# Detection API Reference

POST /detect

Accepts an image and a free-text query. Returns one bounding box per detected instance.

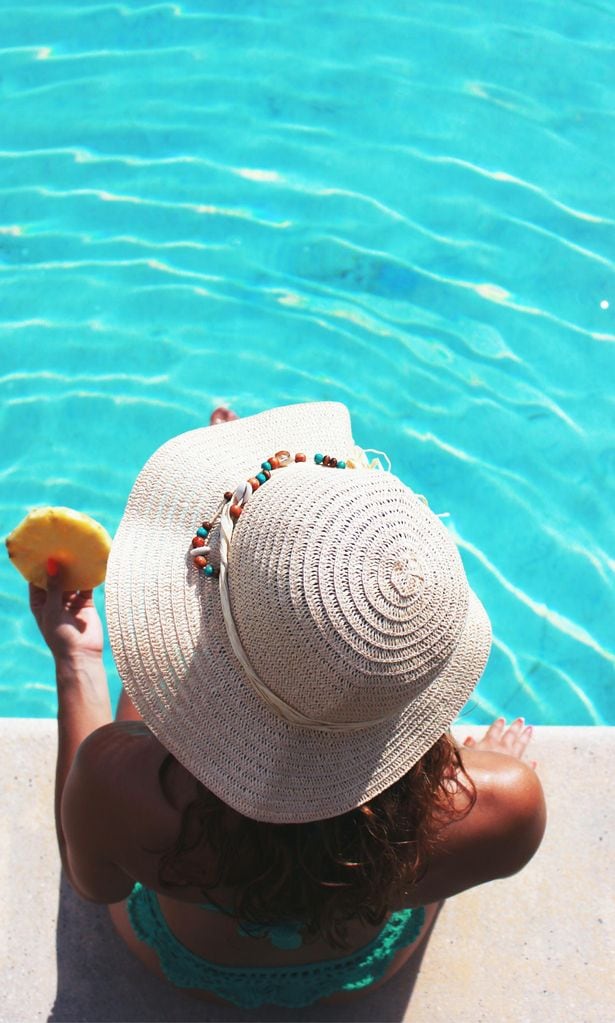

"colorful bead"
[193,448,356,581]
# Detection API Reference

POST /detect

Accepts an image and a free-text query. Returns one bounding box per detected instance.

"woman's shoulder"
[73,720,163,800]
[460,749,546,874]
[70,722,192,867]
[74,716,157,765]
[405,750,546,906]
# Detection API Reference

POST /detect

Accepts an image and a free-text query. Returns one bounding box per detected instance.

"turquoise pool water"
[0,1,613,722]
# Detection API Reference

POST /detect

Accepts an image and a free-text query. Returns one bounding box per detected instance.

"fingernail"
[524,725,533,736]
[46,557,59,576]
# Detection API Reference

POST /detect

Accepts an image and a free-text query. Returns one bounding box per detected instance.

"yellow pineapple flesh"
[5,507,112,591]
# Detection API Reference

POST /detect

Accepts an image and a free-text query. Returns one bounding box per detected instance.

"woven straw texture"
[106,402,491,823]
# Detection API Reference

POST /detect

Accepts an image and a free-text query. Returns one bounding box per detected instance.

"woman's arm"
[405,719,546,907]
[29,570,130,899]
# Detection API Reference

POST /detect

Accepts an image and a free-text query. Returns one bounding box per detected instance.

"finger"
[28,582,46,611]
[504,717,526,753]
[485,717,505,741]
[67,591,94,612]
[28,583,46,627]
[518,724,533,752]
[497,716,519,757]
[509,725,534,760]
[45,566,66,609]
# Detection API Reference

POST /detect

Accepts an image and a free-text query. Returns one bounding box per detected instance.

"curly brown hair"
[156,732,475,947]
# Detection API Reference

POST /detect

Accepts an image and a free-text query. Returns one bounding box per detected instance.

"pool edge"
[2,721,613,1022]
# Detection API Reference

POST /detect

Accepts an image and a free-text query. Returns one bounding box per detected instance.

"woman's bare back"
[63,715,545,973]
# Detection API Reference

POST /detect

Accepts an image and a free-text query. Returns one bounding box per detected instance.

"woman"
[30,402,545,1010]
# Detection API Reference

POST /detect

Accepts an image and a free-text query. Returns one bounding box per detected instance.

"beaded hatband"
[189,450,356,579]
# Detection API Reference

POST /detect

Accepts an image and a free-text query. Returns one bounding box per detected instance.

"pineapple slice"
[5,506,112,591]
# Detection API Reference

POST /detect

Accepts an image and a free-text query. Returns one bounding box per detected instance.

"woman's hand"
[463,717,537,769]
[29,569,104,665]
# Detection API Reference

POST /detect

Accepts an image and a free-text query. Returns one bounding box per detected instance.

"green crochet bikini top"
[127,882,426,1010]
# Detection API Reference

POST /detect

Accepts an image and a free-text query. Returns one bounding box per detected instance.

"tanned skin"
[30,570,545,1006]
[29,411,545,1006]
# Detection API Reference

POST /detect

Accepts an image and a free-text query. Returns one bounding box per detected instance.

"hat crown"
[228,466,469,725]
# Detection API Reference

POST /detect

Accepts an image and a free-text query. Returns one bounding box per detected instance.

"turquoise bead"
[314,453,324,464]
[197,527,209,538]
[256,472,267,484]
[261,461,272,471]
[203,565,214,577]
[337,460,346,469]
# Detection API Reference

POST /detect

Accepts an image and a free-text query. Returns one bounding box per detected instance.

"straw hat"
[106,402,491,823]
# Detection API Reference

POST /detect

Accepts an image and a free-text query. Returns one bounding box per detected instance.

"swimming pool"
[1,1,613,722]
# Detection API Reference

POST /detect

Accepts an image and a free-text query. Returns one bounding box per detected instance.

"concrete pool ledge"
[1,722,612,1023]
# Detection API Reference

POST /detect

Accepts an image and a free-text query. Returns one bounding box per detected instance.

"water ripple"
[0,183,293,227]
[1,0,613,723]
[504,213,613,269]
[394,147,612,224]
[490,636,549,714]
[455,531,615,666]
[0,369,169,387]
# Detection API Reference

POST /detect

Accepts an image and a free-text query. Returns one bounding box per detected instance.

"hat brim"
[106,402,491,823]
